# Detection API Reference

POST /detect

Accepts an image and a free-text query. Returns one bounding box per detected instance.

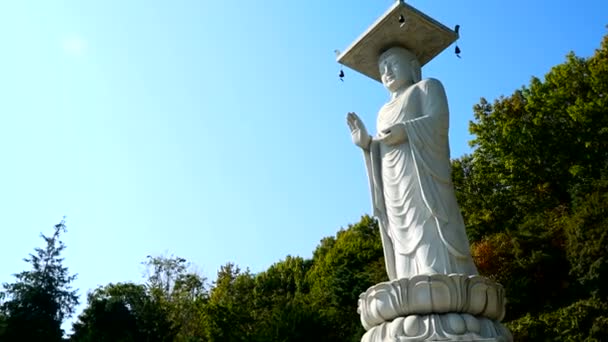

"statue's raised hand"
[347,112,372,150]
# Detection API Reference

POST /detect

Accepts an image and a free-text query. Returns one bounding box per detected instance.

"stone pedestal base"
[358,274,512,342]
[361,313,511,342]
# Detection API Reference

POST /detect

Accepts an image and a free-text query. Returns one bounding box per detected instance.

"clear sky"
[0,0,606,324]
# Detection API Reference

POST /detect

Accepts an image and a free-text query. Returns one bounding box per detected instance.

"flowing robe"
[363,78,477,280]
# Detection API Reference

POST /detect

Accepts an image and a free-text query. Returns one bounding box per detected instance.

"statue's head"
[378,46,421,93]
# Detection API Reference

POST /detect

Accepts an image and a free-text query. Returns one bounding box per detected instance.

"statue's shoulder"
[414,78,448,104]
[413,78,449,112]
[415,78,445,92]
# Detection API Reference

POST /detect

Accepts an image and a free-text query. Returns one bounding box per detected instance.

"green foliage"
[456,35,608,237]
[142,254,208,341]
[71,282,177,342]
[454,31,608,340]
[251,256,312,338]
[0,312,6,338]
[72,255,208,342]
[70,283,141,342]
[183,218,384,342]
[507,297,608,341]
[252,294,331,342]
[0,220,78,342]
[306,215,385,341]
[562,179,608,300]
[470,208,571,320]
[200,263,255,342]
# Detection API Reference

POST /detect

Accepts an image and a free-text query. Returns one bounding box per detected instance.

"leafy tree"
[306,215,385,342]
[454,31,608,340]
[254,256,310,300]
[72,255,207,342]
[249,256,334,342]
[71,282,176,342]
[70,285,139,342]
[253,294,331,342]
[0,219,78,341]
[562,179,608,300]
[142,254,207,341]
[470,208,571,320]
[200,263,256,342]
[454,34,608,240]
[507,297,608,342]
[0,311,6,338]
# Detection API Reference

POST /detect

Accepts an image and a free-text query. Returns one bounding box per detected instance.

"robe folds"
[363,78,477,280]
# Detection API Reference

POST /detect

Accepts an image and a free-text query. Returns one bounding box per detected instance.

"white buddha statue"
[347,46,478,280]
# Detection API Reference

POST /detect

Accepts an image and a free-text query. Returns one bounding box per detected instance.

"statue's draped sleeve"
[402,78,471,258]
[363,141,397,280]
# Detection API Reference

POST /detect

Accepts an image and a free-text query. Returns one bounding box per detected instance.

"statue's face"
[379,48,415,93]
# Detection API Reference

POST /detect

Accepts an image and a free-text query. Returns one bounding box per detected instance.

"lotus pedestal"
[358,274,513,342]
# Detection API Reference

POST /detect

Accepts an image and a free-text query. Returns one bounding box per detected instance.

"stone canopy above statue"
[336,0,458,83]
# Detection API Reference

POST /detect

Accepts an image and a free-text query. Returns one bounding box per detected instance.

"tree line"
[2,32,608,342]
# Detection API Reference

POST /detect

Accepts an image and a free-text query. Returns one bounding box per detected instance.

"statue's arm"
[406,78,449,132]
[403,78,453,222]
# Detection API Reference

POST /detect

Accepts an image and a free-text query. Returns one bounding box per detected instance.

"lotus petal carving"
[358,274,506,330]
[360,313,513,342]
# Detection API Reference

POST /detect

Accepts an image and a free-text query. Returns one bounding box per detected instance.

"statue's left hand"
[378,123,407,146]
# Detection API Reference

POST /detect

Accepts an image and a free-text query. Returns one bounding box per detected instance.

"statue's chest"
[377,88,422,131]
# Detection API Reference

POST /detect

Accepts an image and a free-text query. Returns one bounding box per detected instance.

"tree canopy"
[452,32,608,340]
[0,220,79,341]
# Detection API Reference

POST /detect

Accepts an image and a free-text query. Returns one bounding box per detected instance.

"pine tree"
[0,219,79,341]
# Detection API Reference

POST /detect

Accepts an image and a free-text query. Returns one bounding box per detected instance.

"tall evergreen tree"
[0,219,79,341]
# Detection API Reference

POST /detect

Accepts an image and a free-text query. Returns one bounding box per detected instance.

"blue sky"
[0,0,606,324]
